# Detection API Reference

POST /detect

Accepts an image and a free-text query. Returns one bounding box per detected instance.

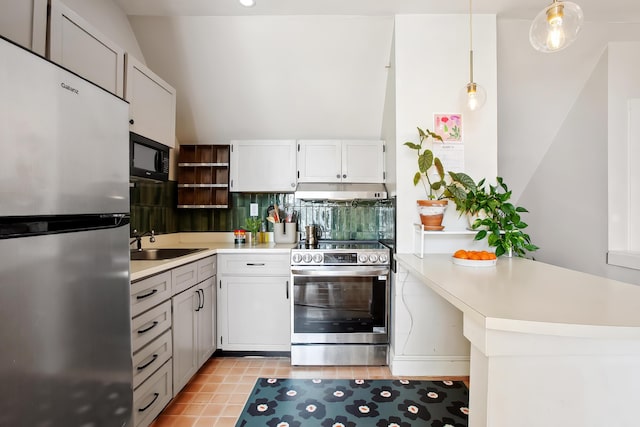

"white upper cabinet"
[0,0,47,55]
[125,54,177,148]
[297,140,342,183]
[229,140,297,192]
[297,139,385,183]
[48,0,124,97]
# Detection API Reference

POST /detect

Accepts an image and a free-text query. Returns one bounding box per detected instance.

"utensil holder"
[274,223,297,244]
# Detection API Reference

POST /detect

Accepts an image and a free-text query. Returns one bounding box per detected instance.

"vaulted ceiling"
[115,0,640,144]
[115,0,640,22]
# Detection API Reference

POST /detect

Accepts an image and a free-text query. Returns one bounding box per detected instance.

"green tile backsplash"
[130,180,394,241]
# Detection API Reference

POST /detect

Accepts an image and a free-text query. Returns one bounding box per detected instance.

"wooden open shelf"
[178,145,230,209]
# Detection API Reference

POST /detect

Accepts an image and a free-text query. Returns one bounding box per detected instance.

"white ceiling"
[115,0,640,22]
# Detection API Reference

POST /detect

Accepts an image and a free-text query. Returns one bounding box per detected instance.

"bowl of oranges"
[452,250,497,267]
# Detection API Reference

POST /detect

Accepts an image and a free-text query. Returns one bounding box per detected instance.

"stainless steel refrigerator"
[0,37,133,426]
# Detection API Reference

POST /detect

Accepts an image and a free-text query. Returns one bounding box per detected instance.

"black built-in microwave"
[130,132,169,181]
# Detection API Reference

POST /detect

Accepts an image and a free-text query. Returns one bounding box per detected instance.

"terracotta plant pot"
[417,199,448,230]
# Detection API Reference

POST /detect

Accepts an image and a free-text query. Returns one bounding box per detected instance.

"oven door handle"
[291,267,389,276]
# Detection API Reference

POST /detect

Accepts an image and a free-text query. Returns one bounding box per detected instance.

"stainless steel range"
[290,241,390,366]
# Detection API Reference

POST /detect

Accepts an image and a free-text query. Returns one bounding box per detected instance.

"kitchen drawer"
[218,254,290,276]
[172,261,198,295]
[197,255,216,281]
[132,300,171,353]
[133,359,172,427]
[133,329,172,389]
[131,271,172,318]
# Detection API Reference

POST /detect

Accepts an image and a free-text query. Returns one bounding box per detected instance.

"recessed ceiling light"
[239,0,255,7]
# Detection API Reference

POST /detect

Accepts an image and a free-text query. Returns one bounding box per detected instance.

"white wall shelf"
[412,224,493,258]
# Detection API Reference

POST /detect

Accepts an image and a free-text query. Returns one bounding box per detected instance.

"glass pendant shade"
[239,0,255,7]
[463,82,487,111]
[529,0,583,53]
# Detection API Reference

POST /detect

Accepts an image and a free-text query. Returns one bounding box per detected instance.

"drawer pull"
[136,289,158,300]
[137,321,158,334]
[138,392,159,412]
[136,354,158,371]
[246,263,265,266]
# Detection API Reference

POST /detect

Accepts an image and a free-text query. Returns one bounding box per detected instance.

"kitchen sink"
[130,248,206,261]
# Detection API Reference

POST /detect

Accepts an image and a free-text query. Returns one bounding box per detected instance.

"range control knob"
[379,253,389,263]
[312,253,323,263]
[358,254,369,263]
[292,253,302,263]
[302,253,313,263]
[368,254,379,263]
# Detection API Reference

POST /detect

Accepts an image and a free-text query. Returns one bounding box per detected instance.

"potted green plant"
[449,175,539,257]
[404,127,449,230]
[244,217,263,245]
[447,172,494,228]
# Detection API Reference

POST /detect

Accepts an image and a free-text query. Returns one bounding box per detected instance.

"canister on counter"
[233,229,246,245]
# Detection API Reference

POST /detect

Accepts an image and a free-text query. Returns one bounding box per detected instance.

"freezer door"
[0,224,133,426]
[0,38,129,216]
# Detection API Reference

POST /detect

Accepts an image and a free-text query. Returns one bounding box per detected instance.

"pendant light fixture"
[529,0,583,53]
[239,0,255,7]
[463,0,486,112]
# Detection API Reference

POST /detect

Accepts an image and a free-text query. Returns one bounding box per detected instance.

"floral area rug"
[235,378,469,427]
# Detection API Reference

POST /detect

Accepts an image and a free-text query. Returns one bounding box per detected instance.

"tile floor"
[150,357,470,427]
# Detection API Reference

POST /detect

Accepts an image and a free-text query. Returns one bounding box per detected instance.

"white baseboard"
[389,347,470,377]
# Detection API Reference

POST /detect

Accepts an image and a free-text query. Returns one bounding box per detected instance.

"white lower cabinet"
[172,277,216,394]
[217,254,291,351]
[133,329,172,389]
[133,360,172,427]
[130,273,173,427]
[130,254,216,427]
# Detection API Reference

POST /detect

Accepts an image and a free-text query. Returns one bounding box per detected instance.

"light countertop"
[396,253,640,339]
[130,233,295,281]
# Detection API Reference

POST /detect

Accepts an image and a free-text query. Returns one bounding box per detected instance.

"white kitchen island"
[396,253,640,427]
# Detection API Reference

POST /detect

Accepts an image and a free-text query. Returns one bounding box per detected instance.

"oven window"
[293,275,387,333]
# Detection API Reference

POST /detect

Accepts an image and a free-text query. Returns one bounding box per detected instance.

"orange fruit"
[453,249,468,259]
[468,252,481,260]
[479,251,491,260]
[488,252,497,260]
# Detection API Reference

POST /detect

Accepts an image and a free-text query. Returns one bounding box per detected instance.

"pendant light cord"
[469,0,474,84]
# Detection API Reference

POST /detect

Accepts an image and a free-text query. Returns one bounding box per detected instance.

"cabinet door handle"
[195,289,202,312]
[246,263,265,266]
[136,354,158,371]
[198,289,205,310]
[138,393,159,412]
[136,289,158,300]
[286,280,289,299]
[137,321,158,334]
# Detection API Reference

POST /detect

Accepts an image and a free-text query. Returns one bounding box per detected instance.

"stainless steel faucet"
[130,229,155,251]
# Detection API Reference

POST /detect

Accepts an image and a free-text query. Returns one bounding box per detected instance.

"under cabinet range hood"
[294,183,387,201]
